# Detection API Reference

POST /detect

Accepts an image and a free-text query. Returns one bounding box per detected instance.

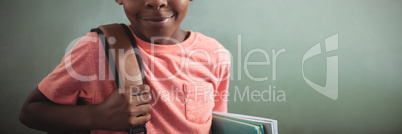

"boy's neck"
[130,25,190,45]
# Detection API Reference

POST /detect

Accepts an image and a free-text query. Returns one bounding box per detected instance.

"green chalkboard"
[1,0,401,133]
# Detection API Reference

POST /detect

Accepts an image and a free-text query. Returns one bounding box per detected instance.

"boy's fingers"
[126,84,150,96]
[130,93,151,104]
[125,84,151,103]
[129,113,151,127]
[130,104,152,116]
[139,93,152,103]
[142,84,151,92]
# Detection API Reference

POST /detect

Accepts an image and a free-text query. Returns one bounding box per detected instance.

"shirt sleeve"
[38,32,100,105]
[212,48,231,113]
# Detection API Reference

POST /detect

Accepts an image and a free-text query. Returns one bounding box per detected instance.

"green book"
[211,112,279,134]
[211,115,262,134]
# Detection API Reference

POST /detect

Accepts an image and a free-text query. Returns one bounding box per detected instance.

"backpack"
[91,24,147,134]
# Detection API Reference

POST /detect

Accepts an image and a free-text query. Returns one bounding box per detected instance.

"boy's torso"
[39,30,230,134]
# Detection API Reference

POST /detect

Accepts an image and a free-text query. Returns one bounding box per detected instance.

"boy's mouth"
[142,15,174,21]
[140,14,175,27]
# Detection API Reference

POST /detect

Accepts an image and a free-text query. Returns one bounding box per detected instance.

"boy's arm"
[19,86,152,133]
[19,87,96,132]
[213,76,229,112]
[213,61,230,113]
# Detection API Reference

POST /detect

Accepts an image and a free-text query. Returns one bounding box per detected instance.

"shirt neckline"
[127,25,197,54]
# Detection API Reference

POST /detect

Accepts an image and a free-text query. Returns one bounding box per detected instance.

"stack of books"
[211,112,278,134]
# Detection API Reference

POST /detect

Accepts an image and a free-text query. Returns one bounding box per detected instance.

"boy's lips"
[140,14,175,28]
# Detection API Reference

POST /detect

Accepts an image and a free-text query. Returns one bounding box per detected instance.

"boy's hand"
[93,84,152,131]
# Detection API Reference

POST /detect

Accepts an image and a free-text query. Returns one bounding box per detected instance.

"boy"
[19,0,230,133]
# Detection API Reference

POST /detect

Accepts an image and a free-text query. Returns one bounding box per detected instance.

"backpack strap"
[91,23,147,134]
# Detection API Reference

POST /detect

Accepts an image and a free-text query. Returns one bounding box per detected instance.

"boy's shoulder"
[191,31,230,61]
[193,31,227,50]
[82,30,229,57]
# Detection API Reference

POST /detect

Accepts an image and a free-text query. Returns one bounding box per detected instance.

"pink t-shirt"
[38,28,231,134]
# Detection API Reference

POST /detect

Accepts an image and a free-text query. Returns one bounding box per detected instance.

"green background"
[1,0,401,133]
